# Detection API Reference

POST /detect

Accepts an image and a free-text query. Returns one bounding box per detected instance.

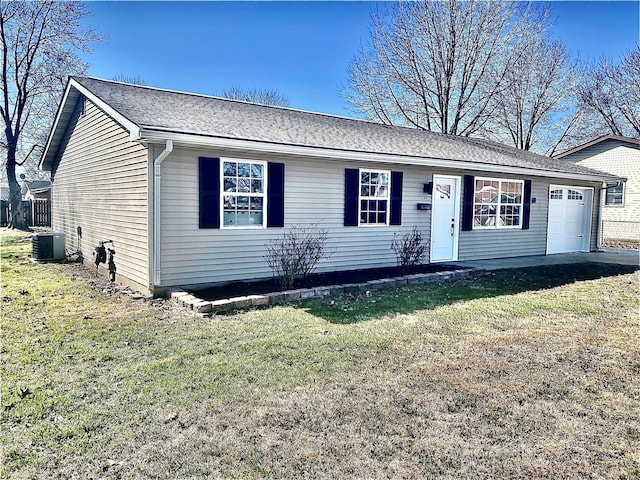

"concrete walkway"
[453,249,640,271]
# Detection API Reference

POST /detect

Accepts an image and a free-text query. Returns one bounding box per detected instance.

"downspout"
[597,182,605,251]
[153,139,174,288]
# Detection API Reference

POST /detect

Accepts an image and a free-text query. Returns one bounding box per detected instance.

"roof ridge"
[50,76,616,182]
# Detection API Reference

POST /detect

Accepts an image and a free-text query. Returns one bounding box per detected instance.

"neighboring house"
[39,77,620,295]
[21,180,52,201]
[1,181,52,228]
[556,135,639,241]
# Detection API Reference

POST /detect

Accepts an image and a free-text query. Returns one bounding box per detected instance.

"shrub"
[265,225,332,289]
[391,226,427,270]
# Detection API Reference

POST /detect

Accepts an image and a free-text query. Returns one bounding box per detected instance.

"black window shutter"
[267,162,285,227]
[522,179,532,230]
[461,175,475,231]
[390,171,403,225]
[344,168,359,226]
[199,157,220,229]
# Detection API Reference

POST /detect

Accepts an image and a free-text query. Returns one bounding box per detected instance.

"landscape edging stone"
[171,269,472,316]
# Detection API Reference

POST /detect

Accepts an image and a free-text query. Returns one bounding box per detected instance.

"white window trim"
[220,158,268,229]
[358,168,391,227]
[604,182,625,207]
[473,177,525,230]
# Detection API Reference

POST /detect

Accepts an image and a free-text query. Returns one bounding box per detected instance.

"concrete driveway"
[453,249,640,271]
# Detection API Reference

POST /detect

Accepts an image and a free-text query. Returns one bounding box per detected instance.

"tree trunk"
[6,147,28,230]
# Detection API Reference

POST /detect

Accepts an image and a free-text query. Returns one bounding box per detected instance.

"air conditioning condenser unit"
[32,232,66,261]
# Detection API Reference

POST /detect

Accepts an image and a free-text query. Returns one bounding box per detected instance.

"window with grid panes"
[221,160,266,227]
[550,189,563,200]
[605,183,624,205]
[567,189,583,200]
[473,178,524,228]
[359,169,390,226]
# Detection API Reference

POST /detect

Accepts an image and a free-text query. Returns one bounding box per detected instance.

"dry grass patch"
[2,229,639,479]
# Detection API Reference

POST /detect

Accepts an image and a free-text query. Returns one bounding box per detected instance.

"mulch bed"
[193,263,464,301]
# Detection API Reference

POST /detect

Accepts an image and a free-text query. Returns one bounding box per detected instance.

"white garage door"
[547,186,593,254]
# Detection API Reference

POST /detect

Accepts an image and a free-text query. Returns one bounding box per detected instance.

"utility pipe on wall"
[153,139,173,287]
[596,180,622,250]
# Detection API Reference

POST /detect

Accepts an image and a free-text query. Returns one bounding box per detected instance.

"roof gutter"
[152,139,173,288]
[138,129,621,184]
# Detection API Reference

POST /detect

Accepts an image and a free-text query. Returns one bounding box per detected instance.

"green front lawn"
[2,229,639,479]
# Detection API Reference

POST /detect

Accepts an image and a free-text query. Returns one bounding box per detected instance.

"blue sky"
[82,1,640,117]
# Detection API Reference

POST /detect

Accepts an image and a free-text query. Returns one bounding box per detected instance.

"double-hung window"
[473,178,524,228]
[222,159,266,228]
[605,182,624,206]
[359,169,390,226]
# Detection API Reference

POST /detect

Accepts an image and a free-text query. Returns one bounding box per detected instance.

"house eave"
[39,80,75,170]
[138,128,620,184]
[555,134,640,159]
[39,78,141,171]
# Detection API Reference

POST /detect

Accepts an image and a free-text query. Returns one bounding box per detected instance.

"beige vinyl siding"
[51,96,150,290]
[159,147,433,288]
[566,141,640,240]
[158,148,605,288]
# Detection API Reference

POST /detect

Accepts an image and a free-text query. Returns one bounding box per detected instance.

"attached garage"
[547,185,594,254]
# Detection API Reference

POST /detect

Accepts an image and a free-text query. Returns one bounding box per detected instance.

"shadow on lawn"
[302,262,639,324]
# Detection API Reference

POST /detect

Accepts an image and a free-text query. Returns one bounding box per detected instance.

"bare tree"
[222,86,290,107]
[576,46,640,138]
[0,0,99,229]
[489,36,580,154]
[111,74,147,86]
[342,0,549,137]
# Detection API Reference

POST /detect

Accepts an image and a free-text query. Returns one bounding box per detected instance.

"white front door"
[547,185,593,254]
[430,175,461,262]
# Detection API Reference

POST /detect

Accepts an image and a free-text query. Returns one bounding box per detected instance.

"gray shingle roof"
[555,134,640,158]
[60,77,612,179]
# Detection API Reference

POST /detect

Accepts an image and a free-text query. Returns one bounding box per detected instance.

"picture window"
[473,178,523,228]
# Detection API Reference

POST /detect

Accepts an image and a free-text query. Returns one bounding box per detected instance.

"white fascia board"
[138,129,620,184]
[71,79,141,140]
[39,81,76,169]
[40,79,141,170]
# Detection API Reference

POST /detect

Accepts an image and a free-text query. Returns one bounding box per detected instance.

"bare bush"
[265,226,331,289]
[391,226,427,270]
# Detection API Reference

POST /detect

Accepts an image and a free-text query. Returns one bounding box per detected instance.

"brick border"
[169,268,473,316]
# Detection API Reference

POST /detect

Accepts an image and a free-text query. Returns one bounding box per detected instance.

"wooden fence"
[0,199,51,227]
